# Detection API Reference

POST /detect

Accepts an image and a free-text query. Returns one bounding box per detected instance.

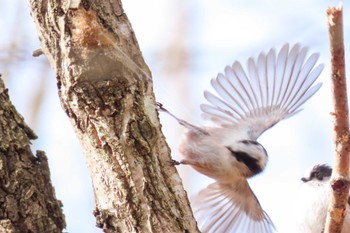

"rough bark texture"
[324,5,350,233]
[28,1,199,232]
[0,78,65,233]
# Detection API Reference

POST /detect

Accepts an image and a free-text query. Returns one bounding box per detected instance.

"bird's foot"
[156,102,167,112]
[168,159,182,166]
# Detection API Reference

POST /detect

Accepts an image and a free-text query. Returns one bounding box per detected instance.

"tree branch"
[28,1,199,232]
[0,77,65,232]
[324,4,350,233]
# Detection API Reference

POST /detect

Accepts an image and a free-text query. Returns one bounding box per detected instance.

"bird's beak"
[301,177,308,182]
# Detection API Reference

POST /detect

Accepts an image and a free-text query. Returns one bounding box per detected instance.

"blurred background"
[0,0,349,232]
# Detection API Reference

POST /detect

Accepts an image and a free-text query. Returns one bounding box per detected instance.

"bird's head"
[301,164,332,185]
[227,140,268,178]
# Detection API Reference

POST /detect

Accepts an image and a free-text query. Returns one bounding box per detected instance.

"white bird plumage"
[295,164,350,233]
[157,43,323,233]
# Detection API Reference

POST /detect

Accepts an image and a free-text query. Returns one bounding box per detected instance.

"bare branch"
[324,4,350,233]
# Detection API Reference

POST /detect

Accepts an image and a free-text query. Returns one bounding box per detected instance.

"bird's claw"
[168,159,181,166]
[156,102,165,111]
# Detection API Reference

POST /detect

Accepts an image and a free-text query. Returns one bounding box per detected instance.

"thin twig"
[324,4,350,233]
[32,48,43,57]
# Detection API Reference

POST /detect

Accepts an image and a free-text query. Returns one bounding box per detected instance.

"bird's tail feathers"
[191,182,276,233]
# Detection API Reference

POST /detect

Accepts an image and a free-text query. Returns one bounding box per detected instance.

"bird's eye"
[310,171,320,181]
[316,173,324,181]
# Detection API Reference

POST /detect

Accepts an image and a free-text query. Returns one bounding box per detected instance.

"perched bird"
[295,164,350,233]
[158,43,323,233]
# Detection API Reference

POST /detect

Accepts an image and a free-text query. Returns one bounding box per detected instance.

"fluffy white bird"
[295,164,350,233]
[158,43,324,233]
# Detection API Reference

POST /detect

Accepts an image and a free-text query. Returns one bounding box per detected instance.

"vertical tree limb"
[0,78,65,232]
[324,4,350,233]
[28,1,199,232]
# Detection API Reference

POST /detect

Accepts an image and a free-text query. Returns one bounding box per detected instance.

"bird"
[157,43,324,233]
[294,164,350,233]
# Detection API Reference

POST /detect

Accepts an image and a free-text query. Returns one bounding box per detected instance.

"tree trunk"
[0,78,65,233]
[28,1,199,232]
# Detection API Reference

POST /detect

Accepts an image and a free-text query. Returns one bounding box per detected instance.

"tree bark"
[324,4,350,233]
[28,1,199,232]
[0,78,65,233]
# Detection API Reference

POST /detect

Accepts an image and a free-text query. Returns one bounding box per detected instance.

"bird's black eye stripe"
[310,165,332,181]
[240,140,260,146]
[239,140,268,157]
[226,147,262,175]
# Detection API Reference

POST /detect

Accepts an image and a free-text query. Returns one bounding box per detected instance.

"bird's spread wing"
[201,43,323,139]
[192,182,276,233]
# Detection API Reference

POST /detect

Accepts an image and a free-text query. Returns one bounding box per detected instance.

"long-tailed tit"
[295,164,350,233]
[157,43,323,233]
